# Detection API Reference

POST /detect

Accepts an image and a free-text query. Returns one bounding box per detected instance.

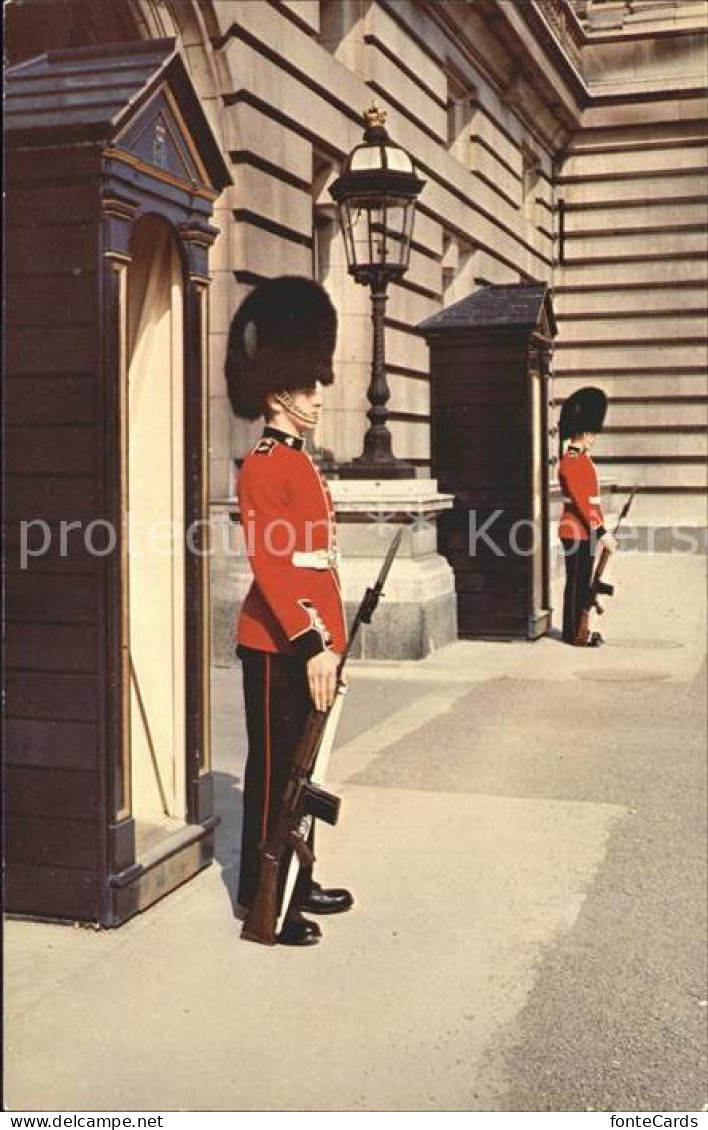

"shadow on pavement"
[211,768,244,919]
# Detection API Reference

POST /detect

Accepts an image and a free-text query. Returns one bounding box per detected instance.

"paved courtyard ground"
[4,553,706,1112]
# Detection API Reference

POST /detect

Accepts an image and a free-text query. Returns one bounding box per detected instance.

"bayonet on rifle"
[615,486,637,531]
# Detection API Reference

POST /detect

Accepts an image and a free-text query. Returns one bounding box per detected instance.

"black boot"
[297,880,354,915]
[278,908,322,947]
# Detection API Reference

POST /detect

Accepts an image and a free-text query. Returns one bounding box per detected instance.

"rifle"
[242,530,402,945]
[574,487,636,646]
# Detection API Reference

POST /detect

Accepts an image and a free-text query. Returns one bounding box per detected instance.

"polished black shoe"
[566,632,604,648]
[278,911,322,947]
[297,882,354,916]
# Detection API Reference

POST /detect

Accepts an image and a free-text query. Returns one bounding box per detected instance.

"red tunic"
[558,446,606,542]
[236,427,347,658]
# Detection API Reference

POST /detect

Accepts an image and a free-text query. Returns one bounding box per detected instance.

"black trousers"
[237,645,315,913]
[561,538,596,643]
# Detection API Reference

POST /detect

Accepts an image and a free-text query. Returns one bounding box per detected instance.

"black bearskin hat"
[225,276,337,420]
[559,386,607,453]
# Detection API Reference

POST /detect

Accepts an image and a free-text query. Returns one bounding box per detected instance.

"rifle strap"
[286,828,315,872]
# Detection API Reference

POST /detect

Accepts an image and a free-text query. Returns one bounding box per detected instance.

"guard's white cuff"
[292,549,341,570]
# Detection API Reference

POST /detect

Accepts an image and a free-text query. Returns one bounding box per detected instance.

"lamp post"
[330,105,425,478]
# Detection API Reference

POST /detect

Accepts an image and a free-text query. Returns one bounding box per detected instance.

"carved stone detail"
[536,0,583,67]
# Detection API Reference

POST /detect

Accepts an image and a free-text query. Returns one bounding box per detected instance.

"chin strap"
[274,391,319,428]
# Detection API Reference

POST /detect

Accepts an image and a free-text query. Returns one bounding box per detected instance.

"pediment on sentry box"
[114,86,208,187]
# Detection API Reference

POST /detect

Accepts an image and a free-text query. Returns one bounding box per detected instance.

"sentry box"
[5,40,231,925]
[419,284,557,641]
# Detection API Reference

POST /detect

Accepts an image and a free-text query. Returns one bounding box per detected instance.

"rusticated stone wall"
[6,0,705,531]
[555,3,707,527]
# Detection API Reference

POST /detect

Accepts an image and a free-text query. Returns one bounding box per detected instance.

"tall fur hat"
[559,386,607,451]
[225,276,337,420]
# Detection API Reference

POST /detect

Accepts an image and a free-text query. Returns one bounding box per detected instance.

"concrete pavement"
[4,552,706,1111]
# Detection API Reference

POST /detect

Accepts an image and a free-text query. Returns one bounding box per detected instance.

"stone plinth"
[209,478,457,665]
[329,478,457,660]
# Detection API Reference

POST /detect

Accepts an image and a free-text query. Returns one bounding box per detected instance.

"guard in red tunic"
[226,276,353,946]
[558,386,617,646]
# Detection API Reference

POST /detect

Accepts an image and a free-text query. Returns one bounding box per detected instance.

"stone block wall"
[202,0,564,484]
[556,2,707,528]
[9,0,703,538]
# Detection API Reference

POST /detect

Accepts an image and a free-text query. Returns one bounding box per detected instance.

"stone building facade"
[6,0,707,632]
[558,0,707,531]
[6,0,705,928]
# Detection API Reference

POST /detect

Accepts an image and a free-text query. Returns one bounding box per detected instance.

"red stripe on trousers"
[262,654,271,841]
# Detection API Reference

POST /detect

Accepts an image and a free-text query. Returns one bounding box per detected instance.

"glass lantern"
[330,106,425,286]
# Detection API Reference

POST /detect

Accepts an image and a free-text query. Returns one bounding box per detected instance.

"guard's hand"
[307,649,340,712]
[599,532,618,553]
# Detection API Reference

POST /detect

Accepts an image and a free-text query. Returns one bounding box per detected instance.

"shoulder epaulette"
[251,437,278,456]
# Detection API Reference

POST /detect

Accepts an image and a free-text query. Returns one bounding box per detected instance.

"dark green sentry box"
[4,40,231,925]
[419,283,557,641]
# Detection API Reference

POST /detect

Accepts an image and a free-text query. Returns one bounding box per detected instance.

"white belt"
[292,549,341,570]
[563,495,601,504]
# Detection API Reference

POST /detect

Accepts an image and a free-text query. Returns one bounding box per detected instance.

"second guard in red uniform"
[558,386,617,646]
[226,275,352,947]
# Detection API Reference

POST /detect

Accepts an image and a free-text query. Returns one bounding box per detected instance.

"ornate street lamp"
[330,105,425,477]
